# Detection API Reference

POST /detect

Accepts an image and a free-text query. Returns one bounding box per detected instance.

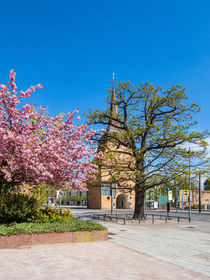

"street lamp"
[110,184,113,214]
[188,148,191,223]
[199,173,201,213]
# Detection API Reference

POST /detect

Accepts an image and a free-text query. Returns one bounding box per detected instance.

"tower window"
[102,183,116,196]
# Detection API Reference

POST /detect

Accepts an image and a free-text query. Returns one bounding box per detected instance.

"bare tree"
[87,80,209,218]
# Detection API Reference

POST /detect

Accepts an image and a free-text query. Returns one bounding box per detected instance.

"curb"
[0,230,108,249]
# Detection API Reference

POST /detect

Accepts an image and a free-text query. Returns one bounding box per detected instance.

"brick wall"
[87,184,101,209]
[87,137,136,210]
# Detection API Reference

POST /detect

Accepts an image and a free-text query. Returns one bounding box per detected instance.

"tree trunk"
[133,188,145,219]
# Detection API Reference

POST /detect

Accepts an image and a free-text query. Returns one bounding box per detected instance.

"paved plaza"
[104,220,210,277]
[0,241,209,280]
[0,208,210,279]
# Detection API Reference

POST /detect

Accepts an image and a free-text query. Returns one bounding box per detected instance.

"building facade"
[179,189,210,208]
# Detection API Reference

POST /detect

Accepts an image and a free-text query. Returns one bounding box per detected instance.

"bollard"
[124,218,126,224]
[165,217,167,223]
[178,217,180,223]
[138,218,141,224]
[152,215,154,224]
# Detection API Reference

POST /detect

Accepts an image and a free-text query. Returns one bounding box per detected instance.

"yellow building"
[179,189,210,208]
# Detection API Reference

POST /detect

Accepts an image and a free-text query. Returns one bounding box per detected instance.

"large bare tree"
[87,80,208,218]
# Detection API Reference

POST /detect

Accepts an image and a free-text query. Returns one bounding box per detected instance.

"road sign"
[168,191,173,201]
[166,188,170,192]
[184,190,189,195]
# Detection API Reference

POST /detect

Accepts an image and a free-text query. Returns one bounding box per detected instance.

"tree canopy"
[0,70,102,193]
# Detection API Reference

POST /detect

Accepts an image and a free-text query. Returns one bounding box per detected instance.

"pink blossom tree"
[0,70,102,193]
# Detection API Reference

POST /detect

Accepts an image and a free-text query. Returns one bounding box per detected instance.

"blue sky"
[0,0,210,133]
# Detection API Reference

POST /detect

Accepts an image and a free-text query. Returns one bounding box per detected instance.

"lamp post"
[188,148,191,223]
[199,173,201,213]
[110,184,113,214]
[175,185,178,213]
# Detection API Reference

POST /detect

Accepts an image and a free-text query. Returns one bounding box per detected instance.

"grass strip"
[0,219,106,236]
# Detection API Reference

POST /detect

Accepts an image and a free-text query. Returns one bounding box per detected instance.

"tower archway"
[116,194,129,209]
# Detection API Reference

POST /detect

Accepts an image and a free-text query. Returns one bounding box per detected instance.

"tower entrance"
[116,194,129,209]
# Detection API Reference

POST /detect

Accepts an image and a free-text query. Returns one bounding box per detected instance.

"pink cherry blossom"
[0,70,103,192]
[9,69,16,81]
[8,81,17,90]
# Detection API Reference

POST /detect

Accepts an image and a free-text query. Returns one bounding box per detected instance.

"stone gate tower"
[87,76,135,210]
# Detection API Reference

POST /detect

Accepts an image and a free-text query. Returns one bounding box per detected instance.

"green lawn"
[0,219,106,236]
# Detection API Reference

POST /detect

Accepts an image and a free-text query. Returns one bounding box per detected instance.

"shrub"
[185,205,204,210]
[33,206,74,223]
[0,193,40,223]
[32,184,56,205]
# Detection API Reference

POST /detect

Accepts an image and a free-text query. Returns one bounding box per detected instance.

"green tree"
[87,81,208,218]
[32,184,55,204]
[204,178,210,190]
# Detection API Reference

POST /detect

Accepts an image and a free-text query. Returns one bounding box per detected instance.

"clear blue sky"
[0,0,210,132]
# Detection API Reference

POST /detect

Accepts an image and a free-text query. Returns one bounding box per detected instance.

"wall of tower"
[87,141,136,210]
[87,184,101,209]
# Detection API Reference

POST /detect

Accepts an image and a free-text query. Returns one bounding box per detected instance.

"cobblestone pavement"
[98,220,210,278]
[0,241,209,280]
[72,207,210,278]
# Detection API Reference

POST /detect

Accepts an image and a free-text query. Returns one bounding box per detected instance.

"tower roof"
[107,73,119,132]
[97,73,121,153]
